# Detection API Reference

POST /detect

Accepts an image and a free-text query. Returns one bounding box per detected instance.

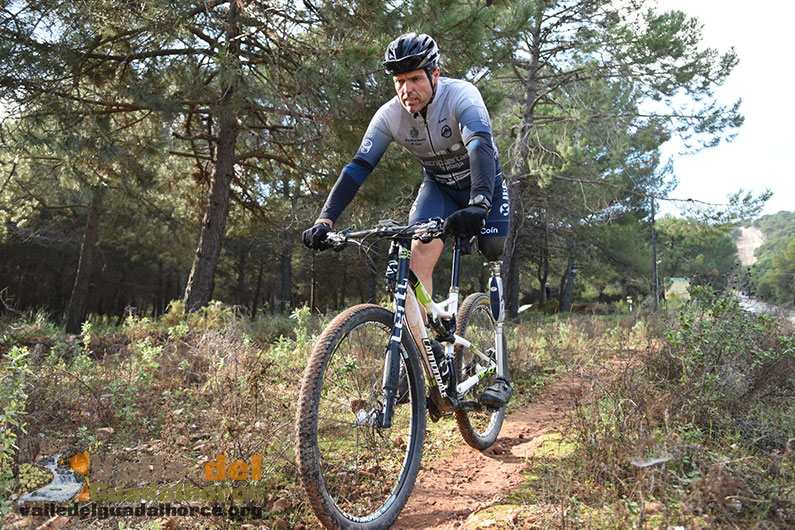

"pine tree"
[496,0,743,316]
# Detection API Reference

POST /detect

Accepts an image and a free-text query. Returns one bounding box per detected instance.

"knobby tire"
[296,304,426,529]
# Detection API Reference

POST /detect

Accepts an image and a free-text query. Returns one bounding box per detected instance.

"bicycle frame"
[379,234,506,428]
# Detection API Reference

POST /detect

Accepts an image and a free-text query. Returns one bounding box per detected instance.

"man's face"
[393,67,439,114]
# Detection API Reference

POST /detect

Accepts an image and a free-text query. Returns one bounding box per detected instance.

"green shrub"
[562,287,795,527]
[0,346,32,516]
[658,286,793,431]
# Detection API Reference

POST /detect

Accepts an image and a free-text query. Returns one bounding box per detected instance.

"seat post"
[449,237,462,293]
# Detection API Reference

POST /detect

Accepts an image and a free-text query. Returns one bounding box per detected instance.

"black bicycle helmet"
[383,33,439,75]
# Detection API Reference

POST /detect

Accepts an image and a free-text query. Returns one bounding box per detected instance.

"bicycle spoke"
[455,293,506,450]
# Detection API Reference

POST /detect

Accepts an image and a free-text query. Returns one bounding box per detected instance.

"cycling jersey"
[319,77,502,223]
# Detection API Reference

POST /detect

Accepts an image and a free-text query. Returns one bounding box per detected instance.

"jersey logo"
[441,125,452,138]
[360,139,373,154]
[410,128,419,139]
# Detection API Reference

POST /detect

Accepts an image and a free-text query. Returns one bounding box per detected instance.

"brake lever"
[417,218,444,243]
[326,228,352,252]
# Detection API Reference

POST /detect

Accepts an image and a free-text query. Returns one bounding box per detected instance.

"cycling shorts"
[408,164,510,237]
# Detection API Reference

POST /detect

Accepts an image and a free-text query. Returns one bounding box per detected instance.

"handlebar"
[325,218,445,250]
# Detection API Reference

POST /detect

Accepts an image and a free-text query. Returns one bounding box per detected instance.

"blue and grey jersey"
[319,77,500,222]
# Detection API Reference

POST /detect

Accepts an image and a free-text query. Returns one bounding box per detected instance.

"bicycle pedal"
[458,400,483,411]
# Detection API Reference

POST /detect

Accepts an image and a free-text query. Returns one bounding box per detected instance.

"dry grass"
[3,294,793,529]
[509,291,795,529]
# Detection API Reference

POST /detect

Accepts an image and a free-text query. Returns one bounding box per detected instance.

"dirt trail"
[737,226,764,266]
[393,375,584,529]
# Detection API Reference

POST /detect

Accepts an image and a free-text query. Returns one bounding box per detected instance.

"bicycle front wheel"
[454,293,507,450]
[296,304,426,530]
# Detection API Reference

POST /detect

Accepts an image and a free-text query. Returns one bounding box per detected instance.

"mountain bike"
[295,218,510,529]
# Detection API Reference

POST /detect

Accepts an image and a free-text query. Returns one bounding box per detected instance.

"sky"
[654,0,794,217]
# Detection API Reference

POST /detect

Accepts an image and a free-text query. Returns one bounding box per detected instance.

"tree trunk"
[114,268,127,326]
[183,0,242,312]
[651,197,659,312]
[153,260,164,318]
[339,265,347,310]
[236,245,248,308]
[503,13,542,319]
[280,246,292,313]
[251,259,264,319]
[64,190,103,334]
[502,181,523,317]
[559,240,576,313]
[310,252,317,312]
[52,250,67,313]
[183,113,238,311]
[537,212,550,305]
[268,281,276,314]
[113,267,127,320]
[368,267,377,304]
[178,270,188,300]
[163,273,173,314]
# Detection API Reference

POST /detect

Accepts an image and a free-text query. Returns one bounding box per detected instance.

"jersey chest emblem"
[404,126,426,147]
[441,125,452,138]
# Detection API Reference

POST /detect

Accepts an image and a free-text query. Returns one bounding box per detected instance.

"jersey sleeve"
[318,107,394,222]
[455,84,493,142]
[455,85,497,204]
[353,108,393,168]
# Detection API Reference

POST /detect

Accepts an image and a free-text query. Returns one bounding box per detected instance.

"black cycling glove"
[302,222,332,251]
[443,206,488,238]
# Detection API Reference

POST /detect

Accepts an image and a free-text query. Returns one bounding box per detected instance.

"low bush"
[0,346,32,516]
[561,287,794,527]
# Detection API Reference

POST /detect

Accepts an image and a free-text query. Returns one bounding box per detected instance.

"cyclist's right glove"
[443,205,488,238]
[302,222,332,251]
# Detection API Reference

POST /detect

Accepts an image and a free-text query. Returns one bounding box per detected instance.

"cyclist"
[302,33,511,407]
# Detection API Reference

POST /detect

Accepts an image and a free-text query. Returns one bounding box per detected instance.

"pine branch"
[169,150,213,162]
[234,150,297,167]
[172,132,218,143]
[18,84,152,112]
[81,47,216,62]
[188,26,221,48]
[519,172,724,205]
[186,0,228,18]
[1,158,18,196]
[110,110,154,134]
[12,176,87,210]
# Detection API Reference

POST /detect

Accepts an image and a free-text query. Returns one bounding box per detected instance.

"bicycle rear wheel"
[454,293,506,450]
[296,304,426,529]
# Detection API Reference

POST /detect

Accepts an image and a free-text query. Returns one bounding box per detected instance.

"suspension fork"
[379,238,412,429]
[489,261,509,380]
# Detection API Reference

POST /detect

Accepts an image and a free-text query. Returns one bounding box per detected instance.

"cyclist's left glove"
[302,222,332,251]
[443,206,488,238]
